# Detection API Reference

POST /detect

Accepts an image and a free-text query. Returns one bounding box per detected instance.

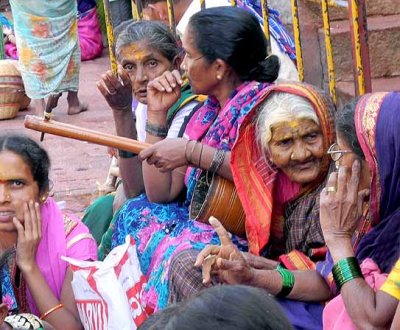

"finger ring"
[326,186,337,193]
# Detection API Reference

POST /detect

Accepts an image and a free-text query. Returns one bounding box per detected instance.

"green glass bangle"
[332,257,363,291]
[276,267,295,298]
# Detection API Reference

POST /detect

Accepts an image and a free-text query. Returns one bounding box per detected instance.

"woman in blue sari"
[100,7,280,311]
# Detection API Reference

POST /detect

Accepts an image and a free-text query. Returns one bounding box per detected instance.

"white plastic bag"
[63,236,151,330]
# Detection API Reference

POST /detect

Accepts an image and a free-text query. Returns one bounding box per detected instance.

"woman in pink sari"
[0,134,97,329]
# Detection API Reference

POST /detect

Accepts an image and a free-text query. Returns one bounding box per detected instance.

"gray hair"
[115,20,179,63]
[255,92,320,154]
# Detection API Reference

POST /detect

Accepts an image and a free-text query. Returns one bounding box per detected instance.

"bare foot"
[33,99,46,116]
[67,102,88,115]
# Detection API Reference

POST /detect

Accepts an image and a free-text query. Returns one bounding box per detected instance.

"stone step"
[335,76,400,108]
[318,14,400,82]
[303,0,400,22]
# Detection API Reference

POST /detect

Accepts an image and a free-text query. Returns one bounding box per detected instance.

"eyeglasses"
[327,143,352,162]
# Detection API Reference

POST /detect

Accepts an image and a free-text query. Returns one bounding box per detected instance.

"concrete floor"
[0,53,115,215]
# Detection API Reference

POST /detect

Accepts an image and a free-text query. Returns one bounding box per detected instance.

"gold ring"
[326,186,336,193]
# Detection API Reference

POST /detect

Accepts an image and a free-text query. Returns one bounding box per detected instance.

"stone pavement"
[0,53,115,215]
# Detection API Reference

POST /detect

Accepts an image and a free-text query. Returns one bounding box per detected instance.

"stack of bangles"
[276,264,295,298]
[332,257,363,291]
[40,303,64,320]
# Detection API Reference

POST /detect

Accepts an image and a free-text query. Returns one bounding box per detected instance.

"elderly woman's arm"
[320,161,398,329]
[97,69,144,199]
[197,218,332,302]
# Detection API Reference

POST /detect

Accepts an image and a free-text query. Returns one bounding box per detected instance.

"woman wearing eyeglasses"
[178,93,400,329]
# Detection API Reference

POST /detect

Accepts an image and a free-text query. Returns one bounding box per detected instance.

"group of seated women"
[1,5,399,330]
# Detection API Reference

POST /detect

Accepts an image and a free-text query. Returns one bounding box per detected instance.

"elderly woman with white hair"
[168,82,336,303]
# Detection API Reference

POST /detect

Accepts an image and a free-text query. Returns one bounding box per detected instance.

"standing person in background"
[142,0,298,81]
[9,0,88,115]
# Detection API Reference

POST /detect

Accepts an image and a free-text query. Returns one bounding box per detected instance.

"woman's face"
[335,132,371,191]
[119,40,175,104]
[181,27,218,95]
[0,151,40,232]
[268,118,324,185]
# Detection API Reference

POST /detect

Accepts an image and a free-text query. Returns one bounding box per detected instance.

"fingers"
[117,67,132,88]
[23,202,32,236]
[201,255,216,286]
[209,216,232,246]
[324,171,338,195]
[357,188,370,218]
[138,145,155,162]
[148,71,182,93]
[337,165,348,197]
[13,216,25,239]
[97,70,128,96]
[195,245,221,267]
[348,160,361,202]
[171,70,183,85]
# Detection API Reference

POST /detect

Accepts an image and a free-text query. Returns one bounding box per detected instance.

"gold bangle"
[40,303,64,320]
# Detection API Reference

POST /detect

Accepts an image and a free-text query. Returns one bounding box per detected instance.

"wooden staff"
[24,115,150,154]
[260,0,272,56]
[102,0,117,75]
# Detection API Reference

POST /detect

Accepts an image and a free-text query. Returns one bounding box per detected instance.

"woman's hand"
[320,160,370,246]
[13,201,42,272]
[139,138,188,172]
[194,217,255,286]
[146,70,182,117]
[97,67,133,112]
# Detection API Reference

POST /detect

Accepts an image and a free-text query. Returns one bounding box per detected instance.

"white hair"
[255,92,320,154]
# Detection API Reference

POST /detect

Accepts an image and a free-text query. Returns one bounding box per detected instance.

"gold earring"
[40,194,48,203]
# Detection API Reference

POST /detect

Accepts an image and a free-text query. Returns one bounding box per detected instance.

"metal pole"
[102,0,117,75]
[348,0,372,95]
[0,22,5,60]
[136,0,143,20]
[260,0,272,55]
[200,0,206,10]
[230,0,237,6]
[131,0,139,20]
[166,0,176,35]
[291,0,304,81]
[321,0,337,104]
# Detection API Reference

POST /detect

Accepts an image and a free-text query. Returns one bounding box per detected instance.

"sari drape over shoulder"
[9,0,80,99]
[1,198,97,316]
[231,82,335,256]
[108,81,272,311]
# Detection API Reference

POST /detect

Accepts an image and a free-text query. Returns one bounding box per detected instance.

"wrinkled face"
[119,40,174,104]
[0,151,40,232]
[268,118,324,185]
[181,27,217,95]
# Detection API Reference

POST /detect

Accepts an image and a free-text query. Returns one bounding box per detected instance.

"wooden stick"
[24,115,151,154]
